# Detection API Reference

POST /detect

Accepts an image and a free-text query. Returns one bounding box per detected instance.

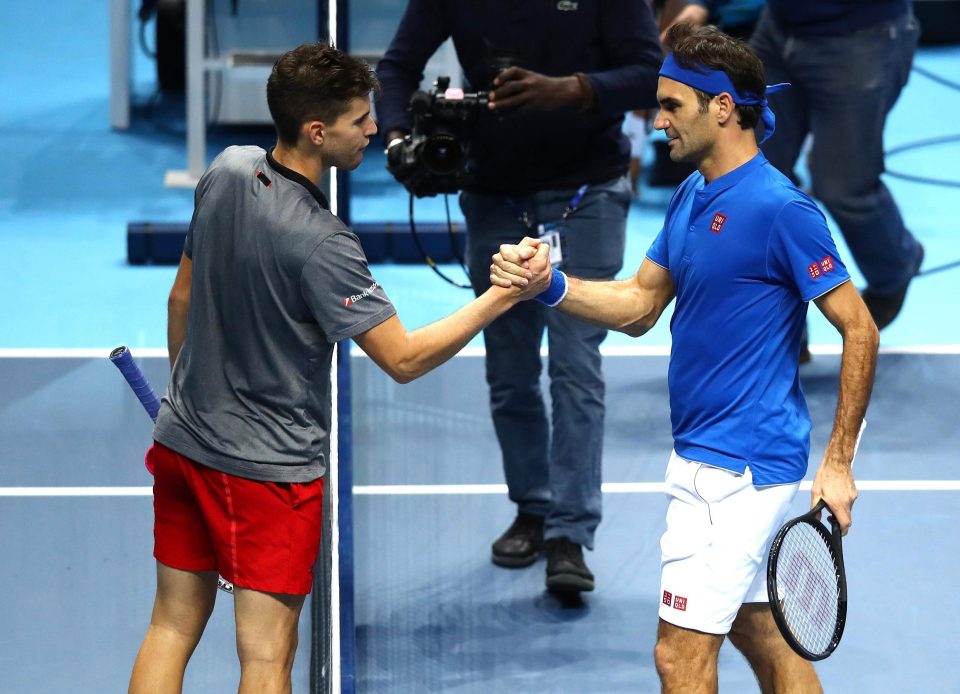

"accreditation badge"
[537,222,565,268]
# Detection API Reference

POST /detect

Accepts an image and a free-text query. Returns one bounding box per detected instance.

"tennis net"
[311,342,356,693]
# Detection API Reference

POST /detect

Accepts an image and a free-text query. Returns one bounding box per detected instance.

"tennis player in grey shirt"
[130,44,551,693]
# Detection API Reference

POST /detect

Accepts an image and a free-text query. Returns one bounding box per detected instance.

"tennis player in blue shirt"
[491,24,878,693]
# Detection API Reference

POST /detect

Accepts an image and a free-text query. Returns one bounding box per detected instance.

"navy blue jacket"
[376,0,662,194]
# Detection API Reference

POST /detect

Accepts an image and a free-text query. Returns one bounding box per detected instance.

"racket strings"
[774,523,840,655]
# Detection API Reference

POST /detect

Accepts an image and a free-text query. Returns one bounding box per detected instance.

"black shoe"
[861,242,924,331]
[545,538,594,594]
[491,513,544,568]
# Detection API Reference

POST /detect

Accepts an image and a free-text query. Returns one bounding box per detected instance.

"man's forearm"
[559,275,666,338]
[390,288,519,383]
[825,320,879,464]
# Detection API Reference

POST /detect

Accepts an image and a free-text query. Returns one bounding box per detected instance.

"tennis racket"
[109,346,235,595]
[767,499,847,660]
[109,346,162,422]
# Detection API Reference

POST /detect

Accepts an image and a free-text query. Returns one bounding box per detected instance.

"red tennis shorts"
[148,441,324,595]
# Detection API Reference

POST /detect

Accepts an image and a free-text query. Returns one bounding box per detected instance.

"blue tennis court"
[2,2,960,692]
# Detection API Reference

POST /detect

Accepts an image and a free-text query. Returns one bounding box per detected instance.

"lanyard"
[511,184,590,230]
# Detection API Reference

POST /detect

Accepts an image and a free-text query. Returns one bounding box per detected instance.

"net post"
[336,339,356,693]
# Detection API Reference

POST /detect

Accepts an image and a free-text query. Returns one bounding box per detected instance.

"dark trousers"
[460,175,631,548]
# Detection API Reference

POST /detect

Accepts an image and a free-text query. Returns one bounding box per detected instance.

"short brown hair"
[665,24,765,131]
[267,43,380,146]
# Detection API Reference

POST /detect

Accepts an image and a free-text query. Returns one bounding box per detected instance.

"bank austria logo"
[343,281,380,308]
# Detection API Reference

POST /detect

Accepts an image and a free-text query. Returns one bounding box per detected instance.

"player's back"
[155,145,345,481]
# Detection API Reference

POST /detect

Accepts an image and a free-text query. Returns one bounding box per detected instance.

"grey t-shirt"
[154,146,395,482]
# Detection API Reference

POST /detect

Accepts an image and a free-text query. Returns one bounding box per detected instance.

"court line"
[0,487,154,496]
[3,480,959,497]
[3,345,960,359]
[0,348,169,358]
[359,345,960,358]
[356,480,960,494]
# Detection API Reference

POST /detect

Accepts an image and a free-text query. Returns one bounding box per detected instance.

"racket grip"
[110,346,162,422]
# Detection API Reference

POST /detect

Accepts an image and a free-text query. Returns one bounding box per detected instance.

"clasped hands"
[490,237,553,297]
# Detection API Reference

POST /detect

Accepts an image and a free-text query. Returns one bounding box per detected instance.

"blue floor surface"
[3,3,960,693]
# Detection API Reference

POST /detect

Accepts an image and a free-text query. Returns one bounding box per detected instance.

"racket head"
[767,500,847,661]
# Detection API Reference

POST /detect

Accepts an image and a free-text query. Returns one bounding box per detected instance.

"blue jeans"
[751,8,922,294]
[460,176,630,549]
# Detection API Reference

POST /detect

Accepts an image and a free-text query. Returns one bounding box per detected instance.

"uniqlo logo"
[808,262,821,280]
[710,212,727,234]
[673,595,687,611]
[662,590,673,607]
[820,256,835,273]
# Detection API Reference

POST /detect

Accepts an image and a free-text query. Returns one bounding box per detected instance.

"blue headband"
[658,52,789,144]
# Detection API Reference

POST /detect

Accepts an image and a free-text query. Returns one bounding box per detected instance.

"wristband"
[534,269,568,307]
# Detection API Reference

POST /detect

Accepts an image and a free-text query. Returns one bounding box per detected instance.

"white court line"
[3,480,960,497]
[0,487,154,496]
[4,345,960,358]
[0,348,169,358]
[356,480,960,494]
[353,344,960,358]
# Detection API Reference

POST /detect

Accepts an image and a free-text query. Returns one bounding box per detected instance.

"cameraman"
[377,1,662,594]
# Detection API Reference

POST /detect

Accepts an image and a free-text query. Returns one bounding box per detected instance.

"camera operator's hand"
[488,67,592,113]
[385,129,408,149]
[384,129,419,194]
[384,129,408,170]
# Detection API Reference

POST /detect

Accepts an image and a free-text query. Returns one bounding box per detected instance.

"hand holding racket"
[809,418,868,535]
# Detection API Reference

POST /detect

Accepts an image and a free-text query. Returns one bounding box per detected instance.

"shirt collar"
[700,151,767,194]
[266,148,331,210]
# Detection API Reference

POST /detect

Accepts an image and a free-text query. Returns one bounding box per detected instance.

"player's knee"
[151,601,214,644]
[654,636,688,683]
[237,631,298,671]
[726,625,760,660]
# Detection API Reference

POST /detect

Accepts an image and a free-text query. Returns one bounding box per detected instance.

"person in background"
[658,0,764,42]
[376,0,663,595]
[623,109,653,198]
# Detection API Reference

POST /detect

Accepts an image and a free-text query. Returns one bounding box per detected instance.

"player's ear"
[715,92,734,124]
[304,120,325,146]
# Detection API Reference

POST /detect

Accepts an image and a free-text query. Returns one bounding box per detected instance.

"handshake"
[489,237,565,306]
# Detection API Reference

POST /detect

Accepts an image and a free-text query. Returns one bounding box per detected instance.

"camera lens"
[422,133,464,175]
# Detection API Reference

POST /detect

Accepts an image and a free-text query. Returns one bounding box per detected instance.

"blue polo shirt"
[646,152,849,484]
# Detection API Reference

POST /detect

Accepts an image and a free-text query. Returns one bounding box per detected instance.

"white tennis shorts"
[658,451,800,634]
